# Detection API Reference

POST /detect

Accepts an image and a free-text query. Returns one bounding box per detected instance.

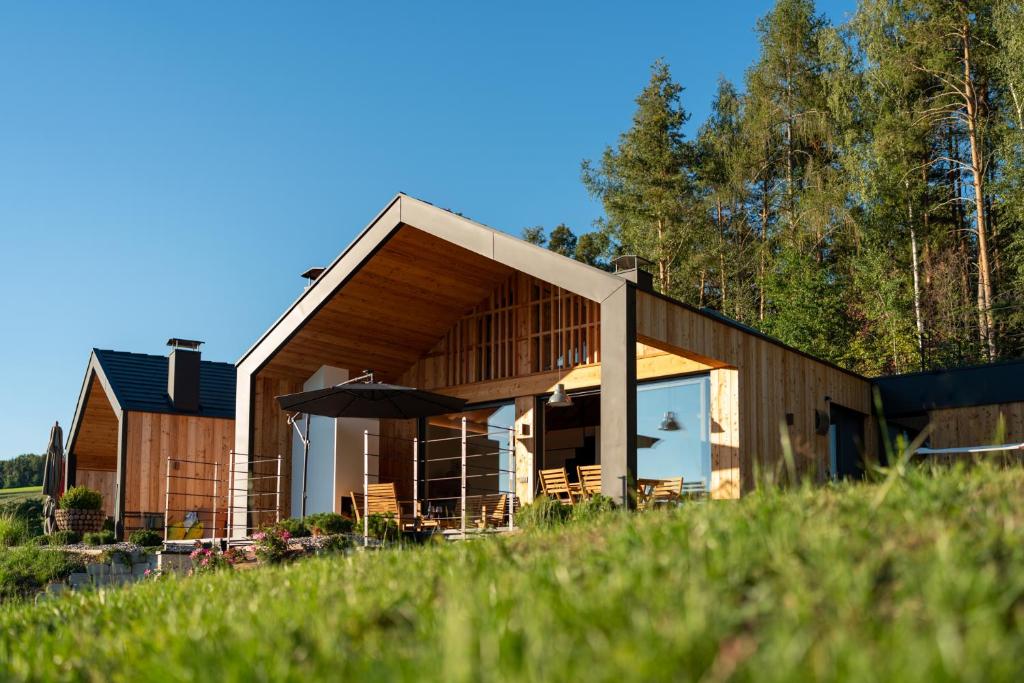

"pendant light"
[658,411,681,432]
[548,285,573,408]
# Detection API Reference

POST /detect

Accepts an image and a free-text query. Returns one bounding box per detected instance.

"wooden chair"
[461,493,509,529]
[349,483,411,530]
[642,478,684,509]
[538,467,578,505]
[577,465,602,498]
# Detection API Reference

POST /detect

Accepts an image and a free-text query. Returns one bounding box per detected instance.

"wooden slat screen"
[443,274,600,386]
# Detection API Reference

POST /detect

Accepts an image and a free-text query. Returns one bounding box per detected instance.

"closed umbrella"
[42,421,64,535]
[275,381,467,519]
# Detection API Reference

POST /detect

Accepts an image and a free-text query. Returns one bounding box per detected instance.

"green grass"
[3,466,1024,681]
[0,547,85,602]
[0,486,42,504]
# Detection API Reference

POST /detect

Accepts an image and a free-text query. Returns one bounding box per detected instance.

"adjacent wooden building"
[65,341,235,537]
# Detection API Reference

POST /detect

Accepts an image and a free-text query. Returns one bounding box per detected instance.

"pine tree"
[547,224,578,257]
[582,60,700,300]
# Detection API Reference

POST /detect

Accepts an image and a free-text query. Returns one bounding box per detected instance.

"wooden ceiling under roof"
[72,375,119,471]
[259,225,518,381]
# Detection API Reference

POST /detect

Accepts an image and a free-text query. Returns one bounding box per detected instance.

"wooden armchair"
[461,493,510,529]
[577,465,602,498]
[640,477,684,509]
[349,483,413,530]
[538,467,579,505]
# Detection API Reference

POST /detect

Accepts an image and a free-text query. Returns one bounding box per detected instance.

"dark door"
[830,404,866,479]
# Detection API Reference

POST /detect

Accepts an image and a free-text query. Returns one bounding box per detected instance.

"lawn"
[2,467,1024,682]
[0,486,42,505]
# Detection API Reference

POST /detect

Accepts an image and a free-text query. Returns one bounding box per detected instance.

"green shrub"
[101,517,115,532]
[48,530,81,546]
[59,486,103,511]
[0,497,43,537]
[316,534,353,554]
[0,513,29,547]
[83,530,116,546]
[365,513,400,542]
[273,517,311,538]
[571,494,617,523]
[306,512,353,536]
[0,547,84,601]
[128,529,163,547]
[514,495,573,530]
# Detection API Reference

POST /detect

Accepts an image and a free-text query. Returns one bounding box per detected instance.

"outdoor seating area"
[538,466,702,509]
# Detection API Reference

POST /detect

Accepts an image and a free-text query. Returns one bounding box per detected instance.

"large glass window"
[424,403,515,503]
[636,375,711,491]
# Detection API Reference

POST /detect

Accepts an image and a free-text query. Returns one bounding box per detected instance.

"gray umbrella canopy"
[276,382,467,520]
[276,383,467,419]
[42,421,63,535]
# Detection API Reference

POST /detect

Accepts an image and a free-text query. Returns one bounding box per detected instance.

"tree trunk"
[962,18,996,359]
[908,190,924,370]
[717,199,727,311]
[655,217,670,294]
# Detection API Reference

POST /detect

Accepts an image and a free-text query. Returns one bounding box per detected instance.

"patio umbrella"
[275,382,467,518]
[41,421,64,535]
[275,382,467,419]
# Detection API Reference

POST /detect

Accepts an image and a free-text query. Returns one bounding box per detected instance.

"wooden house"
[65,340,235,537]
[228,194,888,533]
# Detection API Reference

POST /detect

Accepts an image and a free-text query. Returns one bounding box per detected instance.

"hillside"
[2,467,1024,682]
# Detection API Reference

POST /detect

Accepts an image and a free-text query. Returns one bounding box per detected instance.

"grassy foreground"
[3,468,1024,682]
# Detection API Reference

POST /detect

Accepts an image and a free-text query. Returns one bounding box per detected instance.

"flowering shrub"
[251,527,292,564]
[189,541,235,575]
[143,568,166,581]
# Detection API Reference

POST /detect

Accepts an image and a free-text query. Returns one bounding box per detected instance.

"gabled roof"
[65,348,236,455]
[93,349,236,418]
[236,193,627,375]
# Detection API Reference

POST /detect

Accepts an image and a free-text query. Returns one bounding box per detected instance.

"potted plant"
[55,486,105,534]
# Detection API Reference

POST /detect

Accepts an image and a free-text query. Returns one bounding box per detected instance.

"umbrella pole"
[300,414,311,518]
[363,429,369,548]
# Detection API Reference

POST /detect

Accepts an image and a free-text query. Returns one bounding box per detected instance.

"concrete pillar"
[599,282,637,507]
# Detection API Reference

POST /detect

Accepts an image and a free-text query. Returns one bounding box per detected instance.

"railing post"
[508,426,516,530]
[461,417,467,537]
[275,454,282,527]
[363,429,370,548]
[412,437,419,520]
[212,462,220,542]
[226,452,234,540]
[163,455,171,540]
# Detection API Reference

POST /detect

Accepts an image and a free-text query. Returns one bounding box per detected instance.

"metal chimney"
[301,267,325,289]
[167,338,203,412]
[612,255,654,291]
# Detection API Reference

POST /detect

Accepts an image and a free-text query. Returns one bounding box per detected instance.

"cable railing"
[358,417,517,545]
[226,453,283,539]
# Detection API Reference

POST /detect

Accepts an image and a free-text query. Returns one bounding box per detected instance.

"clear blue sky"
[0,0,855,457]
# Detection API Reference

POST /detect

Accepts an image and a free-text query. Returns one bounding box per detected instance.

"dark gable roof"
[93,349,235,419]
